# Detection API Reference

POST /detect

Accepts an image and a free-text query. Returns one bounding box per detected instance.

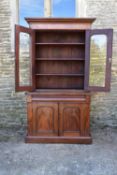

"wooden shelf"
[35,42,85,45]
[35,73,84,76]
[36,58,85,61]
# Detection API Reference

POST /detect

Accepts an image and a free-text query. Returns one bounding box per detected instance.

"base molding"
[25,135,92,144]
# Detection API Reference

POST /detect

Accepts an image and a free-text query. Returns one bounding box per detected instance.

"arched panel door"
[59,103,81,136]
[85,29,113,92]
[32,102,58,136]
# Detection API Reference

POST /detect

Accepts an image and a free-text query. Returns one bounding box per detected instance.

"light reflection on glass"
[89,35,107,87]
[19,33,31,86]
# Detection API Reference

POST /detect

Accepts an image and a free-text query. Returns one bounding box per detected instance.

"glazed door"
[85,29,113,91]
[32,102,58,136]
[15,25,35,91]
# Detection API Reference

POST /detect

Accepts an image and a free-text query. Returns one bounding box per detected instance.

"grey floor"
[0,128,117,175]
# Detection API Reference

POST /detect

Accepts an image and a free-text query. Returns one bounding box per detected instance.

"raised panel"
[59,103,81,136]
[35,107,54,132]
[32,102,58,136]
[63,107,80,131]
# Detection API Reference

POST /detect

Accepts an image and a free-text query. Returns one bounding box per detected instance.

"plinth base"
[25,135,92,144]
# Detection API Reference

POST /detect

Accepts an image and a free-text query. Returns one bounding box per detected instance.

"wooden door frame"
[15,25,35,91]
[84,29,113,92]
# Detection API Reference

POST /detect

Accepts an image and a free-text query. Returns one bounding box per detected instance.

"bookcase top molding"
[25,18,96,30]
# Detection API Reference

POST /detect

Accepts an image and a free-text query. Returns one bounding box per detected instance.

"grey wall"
[86,0,117,128]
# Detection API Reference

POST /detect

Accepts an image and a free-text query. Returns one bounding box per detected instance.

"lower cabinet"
[26,93,92,144]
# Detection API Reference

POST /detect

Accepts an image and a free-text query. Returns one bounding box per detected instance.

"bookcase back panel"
[36,76,84,89]
[34,29,86,90]
[36,61,84,74]
[35,31,85,43]
[36,45,85,59]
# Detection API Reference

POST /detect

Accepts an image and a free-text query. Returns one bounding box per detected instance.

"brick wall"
[0,0,117,140]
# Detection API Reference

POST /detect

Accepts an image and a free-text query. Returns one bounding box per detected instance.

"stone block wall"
[86,0,117,128]
[0,0,27,141]
[0,0,117,140]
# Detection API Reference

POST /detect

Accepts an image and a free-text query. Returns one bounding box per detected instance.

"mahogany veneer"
[26,91,92,144]
[15,18,113,144]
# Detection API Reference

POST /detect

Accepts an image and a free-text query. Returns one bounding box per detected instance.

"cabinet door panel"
[85,29,113,91]
[59,103,90,137]
[15,25,35,91]
[32,102,58,136]
[59,103,81,136]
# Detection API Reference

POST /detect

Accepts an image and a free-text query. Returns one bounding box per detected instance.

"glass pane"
[53,0,75,17]
[19,32,32,86]
[19,0,44,26]
[89,35,107,87]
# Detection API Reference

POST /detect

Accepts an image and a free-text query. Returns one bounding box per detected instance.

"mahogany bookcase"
[15,18,113,143]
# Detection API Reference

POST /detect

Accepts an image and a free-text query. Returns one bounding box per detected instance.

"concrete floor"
[0,128,117,175]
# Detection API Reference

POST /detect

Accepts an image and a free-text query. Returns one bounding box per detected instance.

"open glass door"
[85,29,113,91]
[15,25,35,91]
